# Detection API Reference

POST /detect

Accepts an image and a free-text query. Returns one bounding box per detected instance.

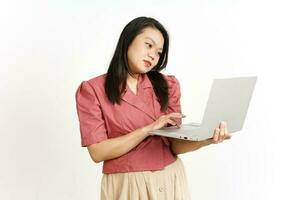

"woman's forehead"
[139,28,164,48]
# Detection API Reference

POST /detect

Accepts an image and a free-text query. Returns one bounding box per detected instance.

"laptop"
[149,76,257,141]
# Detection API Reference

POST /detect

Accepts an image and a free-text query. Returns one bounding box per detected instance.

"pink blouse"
[75,73,182,174]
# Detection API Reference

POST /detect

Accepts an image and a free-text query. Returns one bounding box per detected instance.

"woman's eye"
[157,52,162,57]
[145,43,152,48]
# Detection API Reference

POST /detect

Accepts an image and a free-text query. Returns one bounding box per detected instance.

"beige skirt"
[100,157,191,200]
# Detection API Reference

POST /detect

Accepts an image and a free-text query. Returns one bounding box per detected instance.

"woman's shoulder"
[77,73,107,89]
[76,73,107,97]
[161,73,180,87]
[85,73,107,86]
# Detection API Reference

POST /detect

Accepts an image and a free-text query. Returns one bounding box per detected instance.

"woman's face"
[127,27,164,76]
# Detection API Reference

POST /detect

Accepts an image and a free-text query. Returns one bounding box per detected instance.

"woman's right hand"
[143,112,186,133]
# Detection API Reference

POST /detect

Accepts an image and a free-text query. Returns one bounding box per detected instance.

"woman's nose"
[148,55,154,60]
[148,51,156,60]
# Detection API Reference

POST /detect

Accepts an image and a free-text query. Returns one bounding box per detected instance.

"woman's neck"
[126,73,140,95]
[127,73,140,84]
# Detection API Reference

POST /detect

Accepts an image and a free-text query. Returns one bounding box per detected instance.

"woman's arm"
[168,138,212,155]
[87,126,150,163]
[169,121,232,155]
[87,112,185,163]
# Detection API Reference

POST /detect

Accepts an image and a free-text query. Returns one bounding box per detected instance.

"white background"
[1,0,299,199]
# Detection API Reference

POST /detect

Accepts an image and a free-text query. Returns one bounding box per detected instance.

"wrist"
[203,139,214,146]
[141,124,153,136]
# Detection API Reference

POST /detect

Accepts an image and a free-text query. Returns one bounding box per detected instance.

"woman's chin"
[139,68,151,74]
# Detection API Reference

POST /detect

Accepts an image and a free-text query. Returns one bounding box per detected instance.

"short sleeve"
[166,75,182,114]
[165,75,182,126]
[75,81,108,147]
[161,75,183,146]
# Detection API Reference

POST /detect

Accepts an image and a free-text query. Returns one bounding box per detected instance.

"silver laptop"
[149,76,257,141]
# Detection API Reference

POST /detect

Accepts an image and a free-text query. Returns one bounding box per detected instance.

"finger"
[219,130,224,142]
[219,121,227,142]
[213,128,220,143]
[167,113,185,127]
[219,127,225,143]
[167,112,186,119]
[172,117,182,127]
[223,122,231,140]
[159,115,167,120]
[219,121,227,130]
[166,119,177,126]
[224,124,228,134]
[224,133,232,140]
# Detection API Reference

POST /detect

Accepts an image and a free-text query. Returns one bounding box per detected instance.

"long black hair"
[105,16,170,112]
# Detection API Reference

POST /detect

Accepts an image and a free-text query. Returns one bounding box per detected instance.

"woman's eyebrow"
[145,37,163,50]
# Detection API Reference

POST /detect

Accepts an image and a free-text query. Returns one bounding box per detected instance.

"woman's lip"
[143,60,151,68]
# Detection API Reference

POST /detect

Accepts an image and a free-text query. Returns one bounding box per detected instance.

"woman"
[75,16,232,200]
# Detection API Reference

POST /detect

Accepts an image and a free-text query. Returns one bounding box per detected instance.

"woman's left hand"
[209,121,232,144]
